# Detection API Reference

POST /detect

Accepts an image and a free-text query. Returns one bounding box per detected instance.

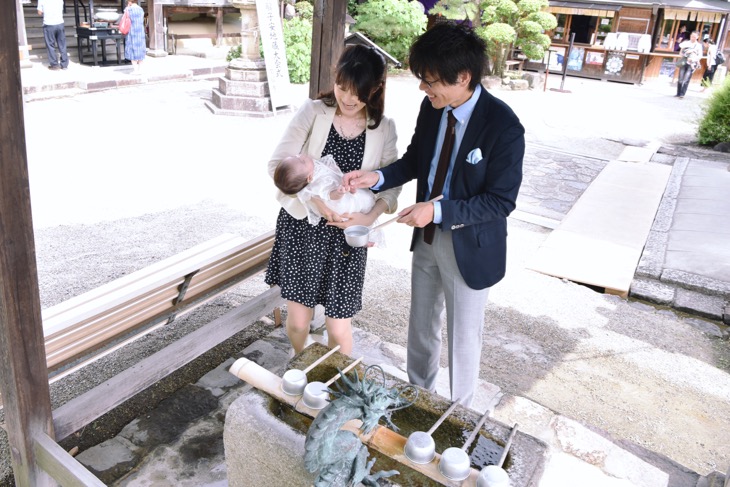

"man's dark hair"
[409,22,487,91]
[273,157,310,195]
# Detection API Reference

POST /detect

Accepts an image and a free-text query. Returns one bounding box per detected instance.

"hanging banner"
[256,0,291,112]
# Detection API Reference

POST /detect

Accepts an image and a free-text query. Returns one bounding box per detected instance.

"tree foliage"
[353,0,427,66]
[429,0,556,76]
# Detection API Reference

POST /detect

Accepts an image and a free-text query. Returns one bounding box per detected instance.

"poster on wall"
[567,47,585,71]
[585,51,605,65]
[547,47,565,72]
[604,51,625,76]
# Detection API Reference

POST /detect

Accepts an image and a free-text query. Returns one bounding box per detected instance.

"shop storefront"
[525,0,730,85]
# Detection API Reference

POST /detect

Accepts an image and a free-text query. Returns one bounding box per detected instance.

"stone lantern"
[206,0,281,117]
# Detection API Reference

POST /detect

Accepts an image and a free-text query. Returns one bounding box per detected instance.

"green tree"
[282,4,313,84]
[429,0,556,77]
[353,0,427,67]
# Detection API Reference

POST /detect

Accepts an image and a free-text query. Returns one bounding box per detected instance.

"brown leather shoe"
[48,65,61,71]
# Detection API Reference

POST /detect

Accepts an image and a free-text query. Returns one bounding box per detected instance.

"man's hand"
[397,201,436,228]
[342,170,379,192]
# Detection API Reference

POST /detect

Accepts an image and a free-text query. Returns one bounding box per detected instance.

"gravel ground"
[1,73,728,484]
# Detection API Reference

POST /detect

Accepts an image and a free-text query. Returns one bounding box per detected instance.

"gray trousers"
[43,23,68,68]
[407,228,490,407]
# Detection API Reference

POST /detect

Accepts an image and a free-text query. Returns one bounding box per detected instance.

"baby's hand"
[329,185,347,200]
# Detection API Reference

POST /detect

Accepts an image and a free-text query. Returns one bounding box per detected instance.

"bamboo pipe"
[228,357,481,486]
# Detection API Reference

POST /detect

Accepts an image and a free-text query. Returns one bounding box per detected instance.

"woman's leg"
[286,301,314,354]
[325,317,353,356]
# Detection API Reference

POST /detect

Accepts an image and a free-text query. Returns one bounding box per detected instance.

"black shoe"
[48,65,61,70]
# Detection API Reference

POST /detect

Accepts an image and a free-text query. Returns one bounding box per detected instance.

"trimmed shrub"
[698,77,730,146]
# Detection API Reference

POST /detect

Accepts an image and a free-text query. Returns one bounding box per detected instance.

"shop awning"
[548,2,622,17]
[664,8,723,23]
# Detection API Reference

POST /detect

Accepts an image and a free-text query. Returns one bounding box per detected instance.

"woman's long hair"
[318,45,387,129]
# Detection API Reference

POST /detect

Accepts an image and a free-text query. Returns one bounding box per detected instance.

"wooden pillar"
[216,7,224,47]
[308,0,347,99]
[147,0,168,57]
[15,0,30,65]
[0,7,55,487]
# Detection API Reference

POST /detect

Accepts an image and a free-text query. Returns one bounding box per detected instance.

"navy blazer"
[380,85,525,290]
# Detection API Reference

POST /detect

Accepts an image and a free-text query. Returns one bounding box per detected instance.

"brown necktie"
[423,110,457,244]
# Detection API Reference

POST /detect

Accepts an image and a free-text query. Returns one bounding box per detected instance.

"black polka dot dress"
[265,125,367,319]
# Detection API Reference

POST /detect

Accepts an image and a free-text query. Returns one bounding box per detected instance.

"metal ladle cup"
[280,344,341,396]
[343,195,444,248]
[403,399,460,464]
[301,357,363,409]
[438,406,493,481]
[476,423,519,487]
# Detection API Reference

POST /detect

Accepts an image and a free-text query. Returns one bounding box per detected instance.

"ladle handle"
[370,194,445,232]
[462,407,493,451]
[324,357,364,387]
[301,344,341,374]
[497,423,519,468]
[426,400,460,435]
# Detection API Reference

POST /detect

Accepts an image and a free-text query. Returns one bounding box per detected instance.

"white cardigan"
[268,99,401,220]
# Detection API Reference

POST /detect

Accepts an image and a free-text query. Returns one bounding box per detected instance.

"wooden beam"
[52,286,285,441]
[34,432,105,487]
[309,0,347,99]
[0,7,55,487]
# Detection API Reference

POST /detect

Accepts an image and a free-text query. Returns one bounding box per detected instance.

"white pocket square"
[466,148,482,165]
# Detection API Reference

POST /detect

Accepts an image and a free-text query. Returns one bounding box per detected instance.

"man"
[38,0,69,70]
[343,22,524,407]
[675,31,702,99]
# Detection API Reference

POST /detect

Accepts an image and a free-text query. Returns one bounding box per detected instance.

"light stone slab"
[528,161,671,295]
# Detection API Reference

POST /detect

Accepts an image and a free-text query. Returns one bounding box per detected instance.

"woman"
[701,37,718,91]
[124,0,145,74]
[266,45,400,356]
[676,31,702,99]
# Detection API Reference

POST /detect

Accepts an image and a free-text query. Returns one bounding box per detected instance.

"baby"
[274,154,377,224]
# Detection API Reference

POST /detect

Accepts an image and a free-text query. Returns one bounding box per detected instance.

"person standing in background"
[676,31,702,99]
[38,0,68,70]
[701,37,718,92]
[124,0,146,74]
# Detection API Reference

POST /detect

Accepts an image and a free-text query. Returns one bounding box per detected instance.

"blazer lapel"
[451,87,490,184]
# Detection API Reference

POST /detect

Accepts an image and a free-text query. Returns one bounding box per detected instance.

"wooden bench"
[37,230,285,441]
[43,231,278,375]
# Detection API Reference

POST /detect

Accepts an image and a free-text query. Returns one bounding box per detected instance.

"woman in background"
[124,0,146,74]
[701,37,718,91]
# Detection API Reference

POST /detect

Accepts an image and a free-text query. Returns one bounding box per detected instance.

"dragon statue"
[304,365,417,486]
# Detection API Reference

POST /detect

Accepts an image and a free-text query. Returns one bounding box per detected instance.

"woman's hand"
[310,197,345,223]
[328,211,374,229]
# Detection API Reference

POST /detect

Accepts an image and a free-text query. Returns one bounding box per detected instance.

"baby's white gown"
[297,155,385,246]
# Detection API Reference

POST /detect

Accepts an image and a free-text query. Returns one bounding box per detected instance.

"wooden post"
[216,7,223,47]
[15,0,30,64]
[0,7,56,487]
[308,0,346,99]
[147,0,168,57]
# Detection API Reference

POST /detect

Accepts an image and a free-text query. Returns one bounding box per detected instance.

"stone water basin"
[224,343,548,486]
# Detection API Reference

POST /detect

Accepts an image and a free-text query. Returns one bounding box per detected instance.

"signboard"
[256,0,291,112]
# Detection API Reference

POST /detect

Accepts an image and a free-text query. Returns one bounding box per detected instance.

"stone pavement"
[75,324,720,487]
